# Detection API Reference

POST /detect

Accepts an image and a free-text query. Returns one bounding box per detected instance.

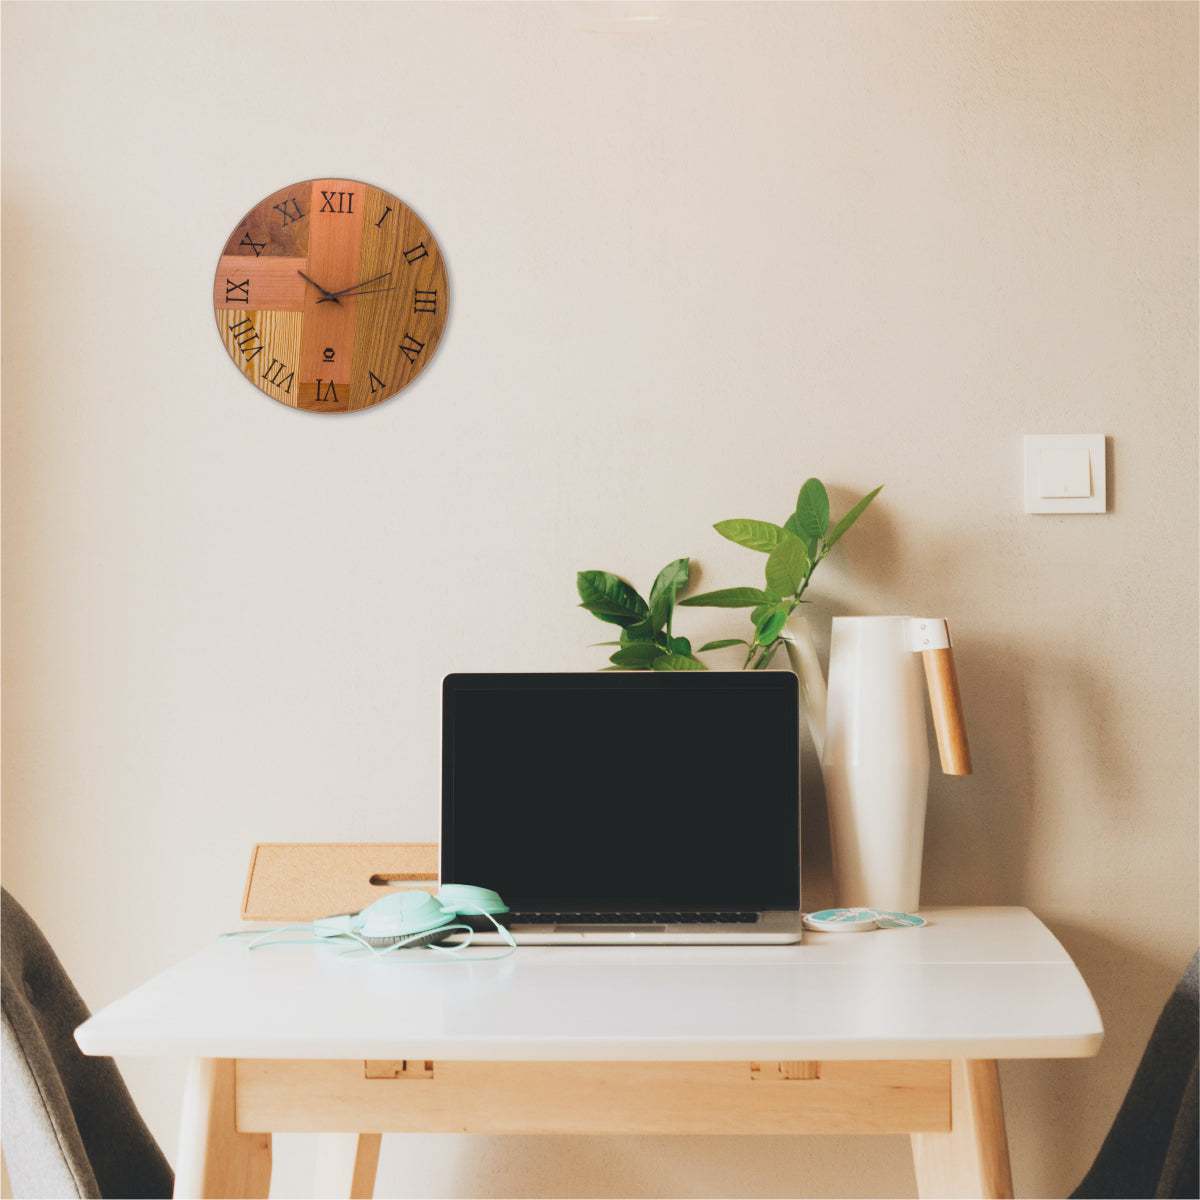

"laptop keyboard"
[512,912,760,925]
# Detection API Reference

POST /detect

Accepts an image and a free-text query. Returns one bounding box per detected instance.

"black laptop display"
[440,672,802,944]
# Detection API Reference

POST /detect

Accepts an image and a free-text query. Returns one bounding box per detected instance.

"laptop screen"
[441,672,800,912]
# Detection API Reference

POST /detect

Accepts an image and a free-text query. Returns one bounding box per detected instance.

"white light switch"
[1024,435,1106,514]
[1039,446,1092,498]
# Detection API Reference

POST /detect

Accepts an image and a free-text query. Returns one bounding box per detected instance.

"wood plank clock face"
[213,178,449,413]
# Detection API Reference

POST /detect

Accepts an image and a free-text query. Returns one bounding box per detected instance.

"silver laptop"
[440,672,802,944]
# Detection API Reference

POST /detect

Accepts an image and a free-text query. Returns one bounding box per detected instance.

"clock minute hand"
[316,286,395,304]
[320,271,393,301]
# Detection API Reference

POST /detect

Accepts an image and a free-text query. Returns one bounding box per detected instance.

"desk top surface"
[75,906,1103,1062]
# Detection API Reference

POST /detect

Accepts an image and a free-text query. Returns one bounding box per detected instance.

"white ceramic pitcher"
[785,615,971,912]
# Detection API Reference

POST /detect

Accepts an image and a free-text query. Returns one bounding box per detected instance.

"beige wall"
[2,2,1195,1196]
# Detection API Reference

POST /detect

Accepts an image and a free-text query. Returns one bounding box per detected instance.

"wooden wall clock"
[213,178,449,413]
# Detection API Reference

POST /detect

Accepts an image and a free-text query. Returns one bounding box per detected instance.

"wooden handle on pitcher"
[922,647,972,775]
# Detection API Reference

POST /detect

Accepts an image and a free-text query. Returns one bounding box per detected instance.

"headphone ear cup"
[434,884,512,930]
[357,891,458,947]
[359,926,453,949]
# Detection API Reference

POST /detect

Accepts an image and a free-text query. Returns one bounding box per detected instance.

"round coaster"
[868,910,928,929]
[802,908,879,932]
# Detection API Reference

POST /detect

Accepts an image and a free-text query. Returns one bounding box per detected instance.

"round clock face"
[213,178,449,413]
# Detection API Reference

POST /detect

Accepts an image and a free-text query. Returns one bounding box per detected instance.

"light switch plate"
[1024,435,1106,513]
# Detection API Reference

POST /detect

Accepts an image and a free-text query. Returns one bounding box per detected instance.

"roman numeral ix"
[225,278,250,304]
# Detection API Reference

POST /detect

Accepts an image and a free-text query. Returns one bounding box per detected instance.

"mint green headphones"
[314,885,510,949]
[237,884,514,958]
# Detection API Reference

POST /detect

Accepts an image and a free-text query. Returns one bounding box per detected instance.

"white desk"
[75,906,1102,1200]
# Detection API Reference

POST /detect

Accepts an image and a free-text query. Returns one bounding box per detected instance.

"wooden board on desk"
[235,1058,952,1136]
[240,843,438,920]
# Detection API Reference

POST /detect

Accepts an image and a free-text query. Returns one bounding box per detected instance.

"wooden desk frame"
[175,1054,1012,1199]
[171,843,1018,1200]
[69,849,1104,1200]
[216,849,1012,1195]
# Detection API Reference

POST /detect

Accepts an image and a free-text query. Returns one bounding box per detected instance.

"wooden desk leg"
[174,1058,272,1200]
[313,1133,382,1199]
[911,1059,1013,1200]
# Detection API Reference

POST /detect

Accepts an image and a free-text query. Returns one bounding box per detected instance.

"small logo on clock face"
[323,347,336,362]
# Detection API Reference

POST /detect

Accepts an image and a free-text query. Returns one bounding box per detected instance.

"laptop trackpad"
[553,924,667,934]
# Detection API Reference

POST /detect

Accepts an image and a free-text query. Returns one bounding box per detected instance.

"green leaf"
[576,571,649,627]
[825,485,883,549]
[608,643,662,669]
[794,478,830,544]
[669,635,692,657]
[620,619,657,646]
[577,603,636,627]
[713,519,793,554]
[697,638,748,651]
[649,557,690,608]
[678,587,775,608]
[755,607,789,644]
[648,557,690,632]
[648,593,672,634]
[765,539,810,598]
[651,652,707,671]
[783,512,818,561]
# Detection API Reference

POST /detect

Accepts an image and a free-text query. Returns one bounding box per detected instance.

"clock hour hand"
[315,271,393,302]
[296,270,342,305]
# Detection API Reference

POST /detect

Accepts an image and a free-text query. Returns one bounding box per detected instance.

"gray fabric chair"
[1072,949,1199,1200]
[1,887,174,1199]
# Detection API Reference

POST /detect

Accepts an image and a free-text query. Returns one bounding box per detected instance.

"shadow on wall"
[922,626,1135,907]
[920,634,1035,906]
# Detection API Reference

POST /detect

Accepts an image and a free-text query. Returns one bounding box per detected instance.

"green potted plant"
[575,557,705,670]
[680,477,882,669]
[576,478,881,671]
